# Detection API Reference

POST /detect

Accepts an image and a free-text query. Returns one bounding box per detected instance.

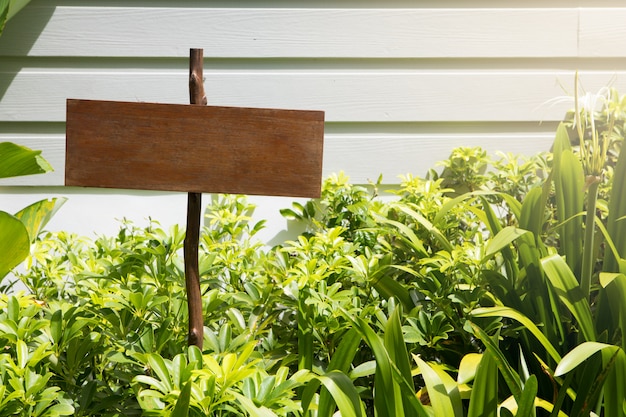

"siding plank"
[0,6,578,58]
[0,132,555,186]
[2,70,615,123]
[579,8,626,57]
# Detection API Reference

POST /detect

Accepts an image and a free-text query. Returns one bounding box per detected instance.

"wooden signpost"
[65,49,324,348]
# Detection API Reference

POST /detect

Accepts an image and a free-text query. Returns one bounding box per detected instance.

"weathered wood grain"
[65,99,324,197]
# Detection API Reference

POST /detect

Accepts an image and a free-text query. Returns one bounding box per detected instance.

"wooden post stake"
[65,49,325,352]
[185,48,207,348]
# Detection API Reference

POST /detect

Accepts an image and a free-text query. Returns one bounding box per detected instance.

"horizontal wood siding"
[1,2,626,185]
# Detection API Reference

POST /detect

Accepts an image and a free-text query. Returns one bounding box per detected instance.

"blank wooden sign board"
[65,49,324,349]
[66,100,324,197]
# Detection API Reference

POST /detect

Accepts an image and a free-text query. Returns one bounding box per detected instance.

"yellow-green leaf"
[0,210,30,278]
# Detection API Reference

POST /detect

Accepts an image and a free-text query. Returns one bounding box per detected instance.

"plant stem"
[581,178,600,301]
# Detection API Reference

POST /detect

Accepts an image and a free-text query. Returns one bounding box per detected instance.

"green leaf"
[516,375,538,417]
[604,348,626,417]
[394,203,453,252]
[50,309,62,345]
[468,323,522,401]
[0,0,8,33]
[6,0,32,20]
[467,351,497,417]
[0,142,52,179]
[316,371,363,417]
[519,187,545,236]
[541,254,595,341]
[0,210,30,279]
[605,130,626,272]
[47,403,75,416]
[484,226,529,261]
[457,353,482,385]
[414,355,460,417]
[554,342,619,377]
[319,328,361,415]
[147,354,173,392]
[171,380,191,417]
[471,306,561,363]
[15,198,66,243]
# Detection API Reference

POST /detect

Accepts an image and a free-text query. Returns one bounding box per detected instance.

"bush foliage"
[3,86,626,416]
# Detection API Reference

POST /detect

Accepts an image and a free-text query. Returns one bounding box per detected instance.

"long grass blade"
[467,351,498,417]
[554,149,585,277]
[469,323,522,401]
[413,355,458,417]
[541,254,596,342]
[605,133,626,272]
[471,306,561,363]
[516,374,538,417]
[319,328,362,416]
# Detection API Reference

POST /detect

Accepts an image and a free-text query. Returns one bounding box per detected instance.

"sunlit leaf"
[554,342,619,377]
[171,381,191,417]
[541,254,595,341]
[0,142,52,179]
[484,226,529,261]
[413,355,459,417]
[467,351,497,417]
[471,306,561,363]
[15,197,66,243]
[0,210,30,278]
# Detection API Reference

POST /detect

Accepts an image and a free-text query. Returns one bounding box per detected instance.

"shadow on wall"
[0,1,56,103]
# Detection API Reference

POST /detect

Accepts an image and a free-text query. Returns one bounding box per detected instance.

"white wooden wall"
[1,1,626,237]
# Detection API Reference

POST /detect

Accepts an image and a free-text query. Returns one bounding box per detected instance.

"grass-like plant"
[4,83,626,416]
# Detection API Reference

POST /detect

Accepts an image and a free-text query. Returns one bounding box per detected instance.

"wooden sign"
[65,99,325,198]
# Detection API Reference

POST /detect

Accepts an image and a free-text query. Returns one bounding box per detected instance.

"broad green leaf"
[46,403,75,415]
[16,339,27,369]
[0,142,52,179]
[232,392,278,417]
[467,351,497,417]
[0,210,30,279]
[413,355,458,417]
[147,354,173,392]
[15,198,66,243]
[171,381,191,417]
[457,353,482,385]
[554,342,619,376]
[316,372,363,417]
[471,306,561,363]
[500,396,568,417]
[483,226,529,261]
[519,187,545,236]
[515,374,538,417]
[302,371,363,417]
[50,309,62,345]
[541,254,595,342]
